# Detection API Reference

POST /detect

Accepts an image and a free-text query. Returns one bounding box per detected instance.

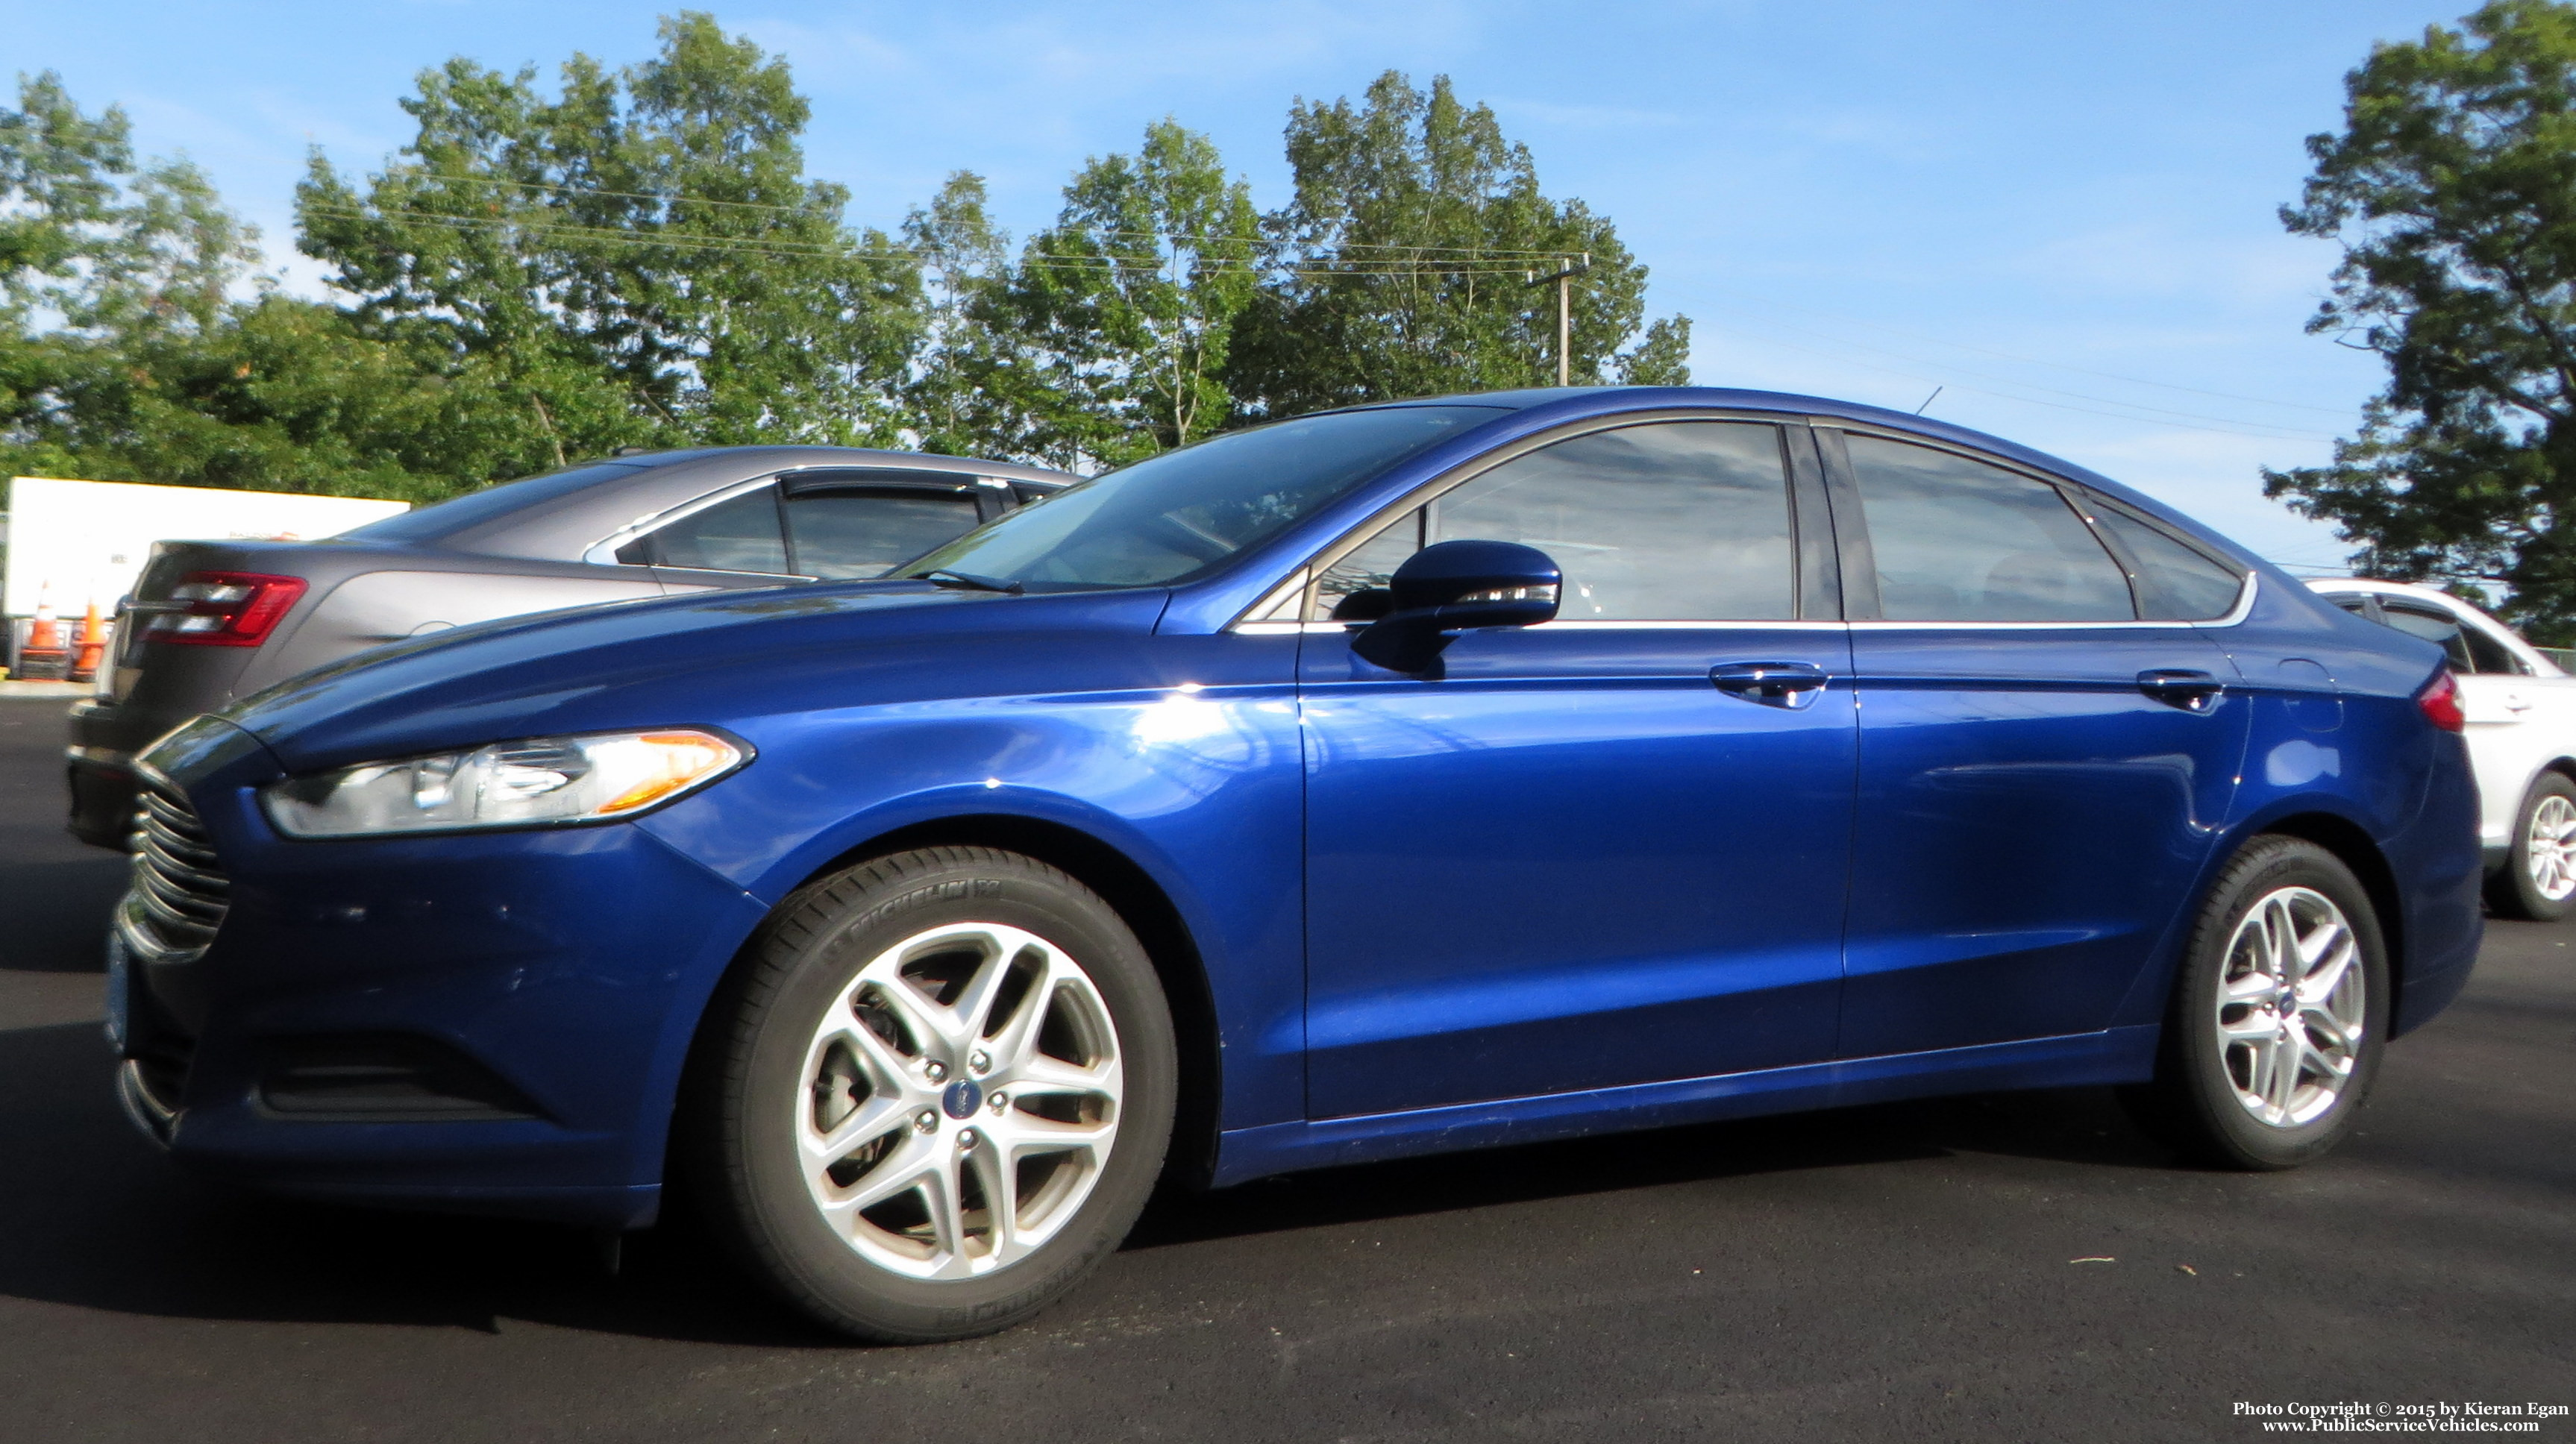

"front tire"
[2120,836,2387,1170]
[683,847,1176,1343]
[2485,771,2576,922]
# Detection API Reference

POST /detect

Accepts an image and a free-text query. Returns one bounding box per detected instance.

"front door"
[1826,431,2252,1058]
[1299,419,1858,1119]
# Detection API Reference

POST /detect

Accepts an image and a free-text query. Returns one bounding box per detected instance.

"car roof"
[1353,385,2260,568]
[359,446,1076,564]
[2301,577,2498,617]
[599,445,1074,489]
[2305,577,2457,600]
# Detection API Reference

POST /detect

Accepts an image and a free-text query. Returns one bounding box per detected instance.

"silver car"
[66,446,1072,847]
[2306,577,2576,918]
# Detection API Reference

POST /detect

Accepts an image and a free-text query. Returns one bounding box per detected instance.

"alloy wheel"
[2213,885,2366,1128]
[795,922,1124,1280]
[2527,794,2576,902]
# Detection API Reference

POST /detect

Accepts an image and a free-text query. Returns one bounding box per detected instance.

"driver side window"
[1311,421,1797,622]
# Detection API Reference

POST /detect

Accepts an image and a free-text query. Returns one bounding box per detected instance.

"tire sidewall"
[2499,773,2576,923]
[2171,839,2389,1170]
[723,853,1175,1341]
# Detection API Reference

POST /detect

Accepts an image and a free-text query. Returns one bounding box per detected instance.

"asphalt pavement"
[1,696,2568,1443]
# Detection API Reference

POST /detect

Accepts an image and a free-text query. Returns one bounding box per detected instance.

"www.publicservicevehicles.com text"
[2236,1401,2567,1433]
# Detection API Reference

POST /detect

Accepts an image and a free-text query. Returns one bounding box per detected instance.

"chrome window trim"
[1241,617,1858,637]
[1843,570,2257,630]
[1536,618,1852,632]
[1244,569,1310,625]
[583,475,780,565]
[1252,573,2252,636]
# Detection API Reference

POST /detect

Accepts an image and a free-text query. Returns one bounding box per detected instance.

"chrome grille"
[127,773,228,958]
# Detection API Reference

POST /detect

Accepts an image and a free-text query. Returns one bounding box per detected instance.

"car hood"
[226,580,1173,773]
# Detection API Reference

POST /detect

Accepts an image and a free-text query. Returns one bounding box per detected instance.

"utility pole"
[1526,254,1589,386]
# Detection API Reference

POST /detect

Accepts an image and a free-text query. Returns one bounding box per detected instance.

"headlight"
[261,729,748,838]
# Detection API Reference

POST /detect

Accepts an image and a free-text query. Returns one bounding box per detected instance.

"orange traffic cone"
[69,598,106,685]
[16,581,69,681]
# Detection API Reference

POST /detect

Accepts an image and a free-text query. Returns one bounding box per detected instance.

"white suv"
[2307,578,2576,919]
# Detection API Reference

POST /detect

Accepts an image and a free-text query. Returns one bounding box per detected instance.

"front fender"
[630,675,1311,1131]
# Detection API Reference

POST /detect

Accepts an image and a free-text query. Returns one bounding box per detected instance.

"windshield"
[340,462,648,544]
[898,406,1506,590]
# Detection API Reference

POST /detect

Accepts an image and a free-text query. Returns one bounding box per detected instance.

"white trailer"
[4,476,409,621]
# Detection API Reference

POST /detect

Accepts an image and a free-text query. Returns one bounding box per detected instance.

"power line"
[325,172,1585,260]
[1709,313,2342,440]
[1719,289,2357,419]
[303,201,1578,279]
[1707,321,2341,442]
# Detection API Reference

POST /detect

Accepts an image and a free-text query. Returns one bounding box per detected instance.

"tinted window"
[900,406,1505,591]
[2383,602,2522,674]
[2466,625,2525,674]
[1845,436,2133,622]
[1315,421,1795,621]
[623,487,789,574]
[342,462,646,544]
[2090,505,2246,620]
[1317,509,1425,618]
[2321,592,2373,617]
[786,489,982,580]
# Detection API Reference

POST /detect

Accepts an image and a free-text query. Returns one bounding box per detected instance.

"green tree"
[0,71,630,500]
[2269,1,2576,638]
[0,70,398,492]
[998,118,1262,468]
[296,12,923,475]
[1224,72,1688,420]
[1618,315,1694,386]
[902,170,1021,459]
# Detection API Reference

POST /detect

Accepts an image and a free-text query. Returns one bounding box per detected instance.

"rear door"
[1826,428,2251,1058]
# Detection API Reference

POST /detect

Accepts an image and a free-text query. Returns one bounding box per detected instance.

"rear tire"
[2484,771,2576,922]
[2119,836,2387,1170]
[681,847,1176,1343]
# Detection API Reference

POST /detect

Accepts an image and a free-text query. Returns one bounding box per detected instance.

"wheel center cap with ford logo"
[941,1079,983,1120]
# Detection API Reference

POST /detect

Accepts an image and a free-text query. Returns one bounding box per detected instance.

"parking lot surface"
[0,696,2568,1443]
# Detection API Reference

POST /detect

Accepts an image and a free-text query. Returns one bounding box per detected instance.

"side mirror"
[1351,539,1561,673]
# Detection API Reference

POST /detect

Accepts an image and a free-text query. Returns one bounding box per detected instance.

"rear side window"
[2089,505,2246,620]
[1843,436,2133,622]
[2382,601,2525,674]
[784,489,983,580]
[618,487,789,574]
[1314,421,1796,621]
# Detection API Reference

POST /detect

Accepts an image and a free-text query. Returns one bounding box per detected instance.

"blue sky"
[4,0,2468,565]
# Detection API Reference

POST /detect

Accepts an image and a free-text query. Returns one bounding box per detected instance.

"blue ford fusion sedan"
[110,387,2481,1342]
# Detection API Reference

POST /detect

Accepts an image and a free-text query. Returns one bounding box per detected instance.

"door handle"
[2137,668,2225,712]
[2505,694,2532,712]
[1710,661,1831,709]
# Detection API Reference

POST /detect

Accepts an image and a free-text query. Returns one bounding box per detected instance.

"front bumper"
[68,700,183,849]
[116,726,771,1228]
[67,748,138,849]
